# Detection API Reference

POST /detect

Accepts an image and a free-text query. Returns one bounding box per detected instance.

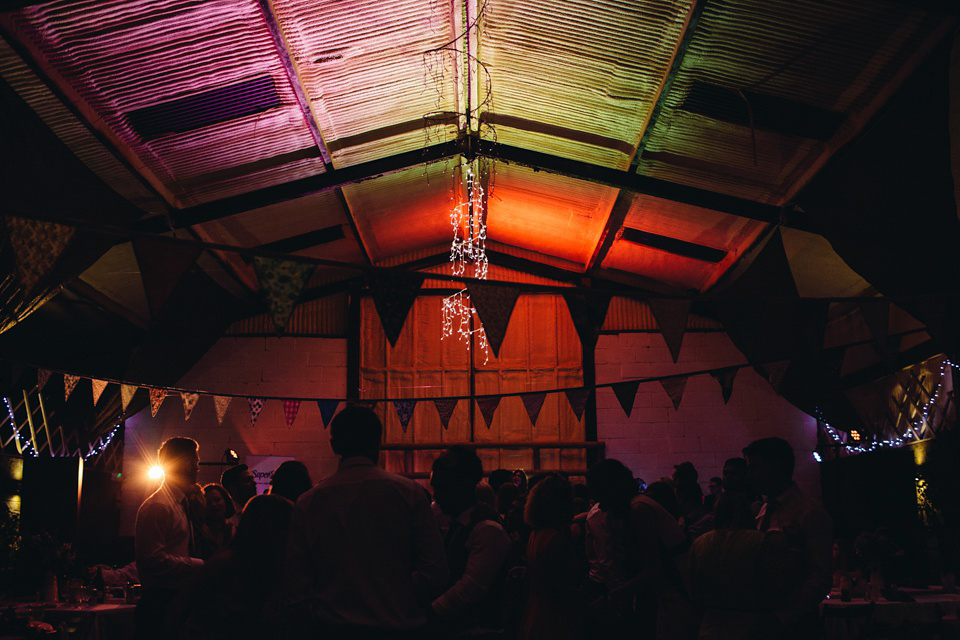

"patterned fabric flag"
[659,376,688,411]
[64,374,81,402]
[91,379,109,406]
[253,257,316,334]
[563,291,611,352]
[4,216,76,292]
[648,298,692,363]
[37,369,51,391]
[317,400,339,428]
[520,393,546,426]
[564,388,591,421]
[760,360,791,395]
[181,392,200,421]
[394,400,417,433]
[367,271,425,347]
[133,236,202,319]
[433,398,459,430]
[149,388,167,417]
[465,280,521,358]
[476,396,501,429]
[121,385,138,413]
[710,367,739,405]
[283,400,301,428]
[248,397,266,426]
[612,381,641,417]
[214,395,232,425]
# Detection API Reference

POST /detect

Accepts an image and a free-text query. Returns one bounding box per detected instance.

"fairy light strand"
[4,396,37,457]
[84,423,122,462]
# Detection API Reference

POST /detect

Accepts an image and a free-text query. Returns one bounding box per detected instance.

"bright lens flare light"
[147,465,165,481]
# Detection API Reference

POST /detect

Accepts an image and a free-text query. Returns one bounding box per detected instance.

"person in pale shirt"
[744,437,832,640]
[134,437,204,640]
[430,446,514,635]
[281,406,448,640]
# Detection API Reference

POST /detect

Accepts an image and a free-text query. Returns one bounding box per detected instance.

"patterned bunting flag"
[367,271,425,347]
[181,392,199,421]
[4,216,76,292]
[760,360,791,395]
[710,367,739,405]
[648,298,692,363]
[149,388,167,417]
[317,400,339,428]
[91,379,109,406]
[465,281,520,358]
[563,292,611,352]
[37,369,51,391]
[121,385,138,413]
[564,388,591,421]
[248,397,266,426]
[64,374,81,401]
[612,380,641,417]
[520,393,546,426]
[476,396,501,429]
[659,376,688,411]
[394,400,417,433]
[283,400,301,428]
[253,257,316,334]
[433,398,458,430]
[214,395,232,425]
[133,236,202,319]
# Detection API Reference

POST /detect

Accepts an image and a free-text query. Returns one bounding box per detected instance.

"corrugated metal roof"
[482,0,695,169]
[2,0,326,206]
[269,0,460,168]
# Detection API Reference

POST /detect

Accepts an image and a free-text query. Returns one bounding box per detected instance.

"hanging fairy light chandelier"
[441,159,490,363]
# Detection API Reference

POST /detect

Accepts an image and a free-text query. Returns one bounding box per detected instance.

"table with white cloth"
[37,603,136,640]
[821,587,960,640]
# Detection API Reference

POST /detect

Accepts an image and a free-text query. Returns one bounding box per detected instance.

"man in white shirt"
[430,446,514,634]
[134,437,204,639]
[282,406,448,640]
[744,437,832,640]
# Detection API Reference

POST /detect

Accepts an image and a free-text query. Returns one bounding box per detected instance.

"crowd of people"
[134,406,832,640]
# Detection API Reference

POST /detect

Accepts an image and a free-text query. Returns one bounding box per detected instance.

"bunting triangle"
[121,385,138,413]
[433,398,458,430]
[91,379,108,406]
[648,298,691,363]
[317,400,338,428]
[253,257,316,335]
[248,397,266,426]
[563,292,611,352]
[64,374,80,402]
[181,392,199,421]
[133,236,202,319]
[564,388,591,421]
[710,367,739,405]
[4,216,76,292]
[37,369,51,391]
[367,271,425,347]
[612,381,641,417]
[860,299,894,364]
[214,395,232,425]
[394,400,417,433]
[760,360,791,395]
[149,388,166,417]
[476,396,501,429]
[283,400,301,428]
[659,376,688,411]
[465,280,520,358]
[520,393,546,426]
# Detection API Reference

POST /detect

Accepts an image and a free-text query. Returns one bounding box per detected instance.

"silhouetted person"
[220,463,257,526]
[430,446,513,635]
[200,483,235,559]
[488,469,513,495]
[282,406,448,639]
[134,437,203,640]
[703,477,723,512]
[677,481,712,539]
[644,480,681,520]
[673,462,698,486]
[743,437,831,639]
[519,474,585,640]
[174,494,294,640]
[268,460,312,503]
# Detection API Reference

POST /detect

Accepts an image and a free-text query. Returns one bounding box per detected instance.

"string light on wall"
[4,396,37,457]
[441,161,491,364]
[84,423,122,462]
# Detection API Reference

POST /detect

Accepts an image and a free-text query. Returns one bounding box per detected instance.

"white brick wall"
[119,337,346,535]
[596,331,821,499]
